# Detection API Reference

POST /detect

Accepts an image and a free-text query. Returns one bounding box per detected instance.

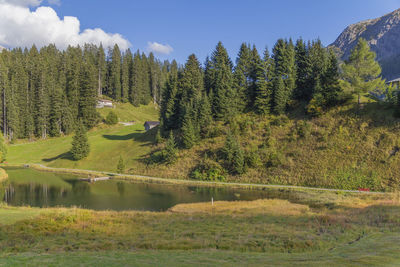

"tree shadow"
[42,152,74,162]
[103,133,138,141]
[103,127,157,143]
[336,102,398,128]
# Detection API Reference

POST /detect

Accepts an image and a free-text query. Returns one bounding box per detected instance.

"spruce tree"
[110,44,122,101]
[181,110,198,149]
[272,39,296,114]
[233,43,252,111]
[294,38,313,101]
[164,131,177,164]
[321,49,341,107]
[248,45,263,108]
[197,93,213,137]
[70,120,90,161]
[209,42,235,120]
[0,133,7,163]
[273,76,286,114]
[121,49,132,103]
[105,111,118,125]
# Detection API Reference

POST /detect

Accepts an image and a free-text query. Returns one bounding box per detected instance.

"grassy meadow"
[0,191,399,266]
[8,103,158,174]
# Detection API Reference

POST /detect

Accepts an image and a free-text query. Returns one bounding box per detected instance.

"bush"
[105,111,118,125]
[296,120,311,139]
[271,115,289,126]
[333,168,381,191]
[190,159,226,182]
[266,150,285,168]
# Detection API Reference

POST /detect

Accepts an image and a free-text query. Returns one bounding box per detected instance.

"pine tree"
[70,120,90,161]
[294,38,313,101]
[341,38,385,106]
[79,62,98,129]
[0,133,7,162]
[121,49,132,103]
[272,39,296,114]
[209,42,235,120]
[164,131,177,164]
[181,109,198,149]
[248,45,263,108]
[321,49,341,107]
[105,110,118,125]
[96,44,107,97]
[254,48,272,114]
[233,43,252,111]
[110,44,122,101]
[160,60,179,133]
[222,132,245,175]
[49,87,62,137]
[197,93,213,137]
[273,76,286,114]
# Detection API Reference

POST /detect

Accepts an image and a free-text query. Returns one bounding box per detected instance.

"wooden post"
[211,197,214,206]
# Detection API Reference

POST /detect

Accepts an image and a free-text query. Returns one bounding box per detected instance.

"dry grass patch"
[169,199,310,216]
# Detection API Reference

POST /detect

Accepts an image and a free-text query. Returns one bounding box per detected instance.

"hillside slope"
[330,8,400,79]
[147,101,400,191]
[8,103,159,173]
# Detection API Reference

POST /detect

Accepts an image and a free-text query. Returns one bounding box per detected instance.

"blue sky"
[5,0,400,63]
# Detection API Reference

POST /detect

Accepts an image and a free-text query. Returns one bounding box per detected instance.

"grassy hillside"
[148,101,400,191]
[0,191,399,265]
[97,102,159,123]
[8,103,159,174]
[7,100,400,191]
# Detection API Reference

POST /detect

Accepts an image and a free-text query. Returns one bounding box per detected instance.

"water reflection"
[3,168,279,211]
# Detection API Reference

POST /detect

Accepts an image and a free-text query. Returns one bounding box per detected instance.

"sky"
[1,0,400,64]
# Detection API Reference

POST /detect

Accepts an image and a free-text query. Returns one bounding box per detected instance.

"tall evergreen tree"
[110,44,122,101]
[70,120,90,161]
[233,43,252,111]
[341,38,385,106]
[209,42,235,120]
[294,38,313,101]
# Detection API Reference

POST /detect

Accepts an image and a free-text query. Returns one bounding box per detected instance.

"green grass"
[0,206,43,225]
[8,124,155,173]
[7,103,159,174]
[0,192,398,265]
[1,234,400,267]
[97,102,159,123]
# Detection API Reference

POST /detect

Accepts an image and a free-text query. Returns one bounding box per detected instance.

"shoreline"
[1,163,387,195]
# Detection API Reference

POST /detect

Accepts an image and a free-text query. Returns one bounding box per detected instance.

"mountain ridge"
[330,8,400,80]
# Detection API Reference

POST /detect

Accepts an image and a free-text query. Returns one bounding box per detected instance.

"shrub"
[296,120,311,139]
[271,115,289,126]
[190,159,226,182]
[266,150,285,168]
[105,111,118,125]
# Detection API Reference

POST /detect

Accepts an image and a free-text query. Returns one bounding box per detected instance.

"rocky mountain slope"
[330,8,400,80]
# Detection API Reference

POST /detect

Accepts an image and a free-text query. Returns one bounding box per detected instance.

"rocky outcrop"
[330,8,400,80]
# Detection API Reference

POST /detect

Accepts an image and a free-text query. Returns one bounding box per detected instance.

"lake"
[2,167,276,211]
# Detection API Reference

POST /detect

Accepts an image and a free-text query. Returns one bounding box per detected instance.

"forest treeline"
[0,44,171,140]
[160,39,343,144]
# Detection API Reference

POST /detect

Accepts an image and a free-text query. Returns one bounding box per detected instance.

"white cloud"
[0,0,42,7]
[0,1,131,50]
[147,42,173,55]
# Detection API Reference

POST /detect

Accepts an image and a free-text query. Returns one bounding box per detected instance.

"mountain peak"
[331,8,400,79]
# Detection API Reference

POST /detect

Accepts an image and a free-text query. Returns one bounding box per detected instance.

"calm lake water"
[2,167,275,211]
